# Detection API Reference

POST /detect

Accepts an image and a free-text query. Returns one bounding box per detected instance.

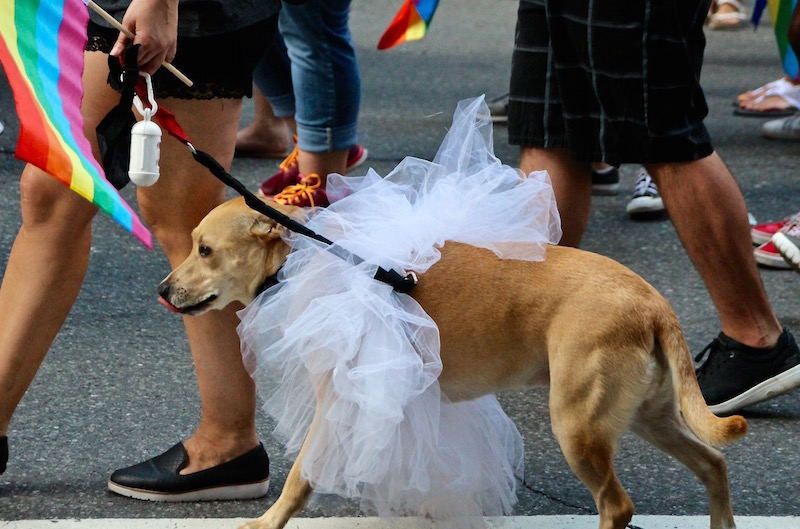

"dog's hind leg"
[631,397,736,529]
[549,398,635,529]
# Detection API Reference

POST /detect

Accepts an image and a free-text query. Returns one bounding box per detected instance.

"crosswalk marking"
[2,517,800,529]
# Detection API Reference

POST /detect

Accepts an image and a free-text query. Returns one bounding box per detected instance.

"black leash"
[100,47,417,294]
[188,147,418,294]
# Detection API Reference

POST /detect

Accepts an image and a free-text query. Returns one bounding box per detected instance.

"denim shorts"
[508,0,714,165]
[87,16,278,100]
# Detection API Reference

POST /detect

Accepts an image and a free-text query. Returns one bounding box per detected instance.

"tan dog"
[159,196,747,529]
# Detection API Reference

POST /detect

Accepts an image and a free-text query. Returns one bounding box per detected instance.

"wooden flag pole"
[87,0,193,87]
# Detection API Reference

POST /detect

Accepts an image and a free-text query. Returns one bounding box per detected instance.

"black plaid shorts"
[508,0,714,165]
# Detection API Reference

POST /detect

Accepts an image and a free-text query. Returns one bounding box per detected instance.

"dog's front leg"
[238,446,315,529]
[240,377,330,529]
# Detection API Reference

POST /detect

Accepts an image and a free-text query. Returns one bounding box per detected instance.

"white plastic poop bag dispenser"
[129,72,161,186]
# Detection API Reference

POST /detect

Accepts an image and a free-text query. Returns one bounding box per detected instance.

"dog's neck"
[255,268,281,297]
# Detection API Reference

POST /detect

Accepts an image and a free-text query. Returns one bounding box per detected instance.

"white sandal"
[707,0,748,30]
[734,77,800,116]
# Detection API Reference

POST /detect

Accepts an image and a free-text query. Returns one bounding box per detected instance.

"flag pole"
[87,0,193,87]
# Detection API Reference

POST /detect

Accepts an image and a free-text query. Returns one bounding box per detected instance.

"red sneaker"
[273,174,329,208]
[257,145,300,198]
[754,240,792,269]
[751,218,788,245]
[346,144,368,173]
[772,213,800,272]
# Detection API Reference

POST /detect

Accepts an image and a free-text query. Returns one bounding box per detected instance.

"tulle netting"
[238,97,562,525]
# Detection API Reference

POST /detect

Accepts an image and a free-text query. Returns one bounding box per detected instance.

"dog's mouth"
[158,294,218,315]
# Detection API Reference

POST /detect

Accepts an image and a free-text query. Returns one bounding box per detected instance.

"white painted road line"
[2,517,800,529]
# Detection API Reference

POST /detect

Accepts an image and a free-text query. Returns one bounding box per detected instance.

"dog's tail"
[656,310,748,447]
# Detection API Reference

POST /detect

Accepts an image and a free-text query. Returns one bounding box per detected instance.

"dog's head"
[158,197,298,315]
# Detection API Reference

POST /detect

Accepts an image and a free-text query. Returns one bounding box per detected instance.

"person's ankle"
[721,326,784,351]
[180,431,259,475]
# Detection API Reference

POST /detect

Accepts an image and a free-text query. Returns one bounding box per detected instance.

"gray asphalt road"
[1,0,800,523]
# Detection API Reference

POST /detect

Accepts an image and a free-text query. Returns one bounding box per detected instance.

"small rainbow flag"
[377,0,440,50]
[0,0,153,248]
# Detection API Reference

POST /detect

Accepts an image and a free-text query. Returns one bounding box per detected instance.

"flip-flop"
[733,106,798,117]
[733,78,800,117]
[733,78,791,107]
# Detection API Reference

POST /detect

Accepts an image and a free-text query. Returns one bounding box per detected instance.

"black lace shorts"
[508,0,714,165]
[86,16,278,100]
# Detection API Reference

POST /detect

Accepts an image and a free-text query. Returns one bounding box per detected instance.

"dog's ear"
[250,216,286,242]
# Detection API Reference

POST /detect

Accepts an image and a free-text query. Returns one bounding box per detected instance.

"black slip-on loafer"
[108,442,269,501]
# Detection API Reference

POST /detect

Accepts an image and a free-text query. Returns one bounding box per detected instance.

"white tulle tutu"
[238,97,562,524]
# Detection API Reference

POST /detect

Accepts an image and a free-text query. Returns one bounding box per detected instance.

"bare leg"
[520,146,592,247]
[135,92,259,472]
[0,49,122,441]
[236,85,292,157]
[0,171,96,439]
[645,154,782,348]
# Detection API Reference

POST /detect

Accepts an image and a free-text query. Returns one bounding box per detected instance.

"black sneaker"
[590,165,620,196]
[694,329,800,414]
[1,436,7,474]
[108,442,269,501]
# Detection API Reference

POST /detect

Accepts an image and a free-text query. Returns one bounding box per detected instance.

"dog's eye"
[198,245,212,257]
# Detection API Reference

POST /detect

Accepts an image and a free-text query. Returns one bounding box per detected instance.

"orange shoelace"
[274,173,323,208]
[279,144,300,172]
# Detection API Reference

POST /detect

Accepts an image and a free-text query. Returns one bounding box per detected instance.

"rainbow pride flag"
[770,0,799,79]
[754,0,799,80]
[0,0,152,248]
[377,0,440,50]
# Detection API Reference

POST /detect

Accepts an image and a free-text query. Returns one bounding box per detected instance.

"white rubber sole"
[107,478,269,502]
[772,232,800,272]
[751,228,777,246]
[626,196,664,216]
[754,244,792,269]
[708,364,800,415]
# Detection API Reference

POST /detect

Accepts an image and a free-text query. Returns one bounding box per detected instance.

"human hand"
[110,0,178,75]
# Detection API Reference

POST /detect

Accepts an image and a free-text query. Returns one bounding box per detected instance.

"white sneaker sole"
[772,232,800,272]
[754,246,792,269]
[751,228,777,246]
[708,364,800,415]
[626,196,664,216]
[107,478,269,502]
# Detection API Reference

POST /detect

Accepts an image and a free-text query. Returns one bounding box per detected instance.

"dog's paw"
[420,494,464,520]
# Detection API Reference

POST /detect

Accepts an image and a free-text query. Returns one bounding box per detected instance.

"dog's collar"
[255,269,281,297]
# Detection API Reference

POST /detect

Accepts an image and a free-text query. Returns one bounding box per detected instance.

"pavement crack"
[520,479,644,529]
